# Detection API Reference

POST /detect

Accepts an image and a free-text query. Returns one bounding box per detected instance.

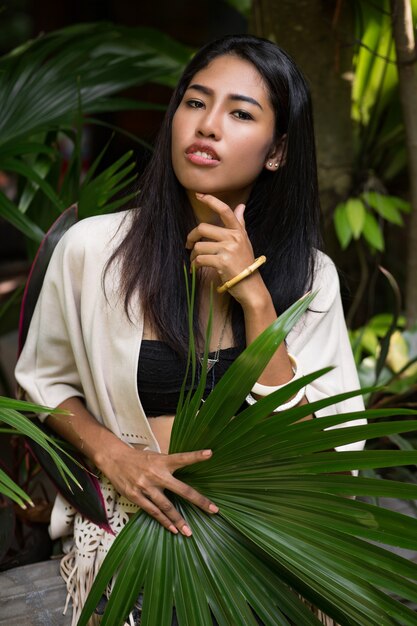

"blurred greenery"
[0,22,191,335]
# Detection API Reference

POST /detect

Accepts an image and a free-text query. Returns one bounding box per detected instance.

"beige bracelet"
[217,255,267,294]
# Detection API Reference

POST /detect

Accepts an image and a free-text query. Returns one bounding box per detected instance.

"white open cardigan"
[15,209,365,431]
[15,210,366,624]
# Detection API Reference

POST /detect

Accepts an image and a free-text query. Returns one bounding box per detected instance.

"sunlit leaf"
[334,202,352,249]
[345,198,366,239]
[362,192,403,225]
[362,212,384,251]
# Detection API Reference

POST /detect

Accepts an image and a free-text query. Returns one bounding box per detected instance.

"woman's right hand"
[96,444,218,536]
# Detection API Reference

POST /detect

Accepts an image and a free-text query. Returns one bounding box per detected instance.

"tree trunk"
[249,0,355,219]
[390,0,417,326]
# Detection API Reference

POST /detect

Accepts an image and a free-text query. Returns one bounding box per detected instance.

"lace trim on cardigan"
[59,475,139,626]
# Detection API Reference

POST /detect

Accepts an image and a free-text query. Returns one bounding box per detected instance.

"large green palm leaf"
[0,23,189,148]
[77,291,417,626]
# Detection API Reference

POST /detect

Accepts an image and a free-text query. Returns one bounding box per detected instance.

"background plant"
[0,397,83,566]
[332,0,417,328]
[0,21,191,387]
[0,22,191,251]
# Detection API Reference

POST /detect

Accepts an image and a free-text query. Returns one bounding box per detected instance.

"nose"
[196,109,221,140]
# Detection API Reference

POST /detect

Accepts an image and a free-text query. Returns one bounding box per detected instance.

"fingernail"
[182,525,192,537]
[169,524,178,534]
[202,449,212,457]
[196,192,204,198]
[209,503,219,513]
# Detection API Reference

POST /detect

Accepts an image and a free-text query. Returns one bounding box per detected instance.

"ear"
[264,134,287,171]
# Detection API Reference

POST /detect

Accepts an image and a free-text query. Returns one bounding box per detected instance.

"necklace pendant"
[200,357,218,372]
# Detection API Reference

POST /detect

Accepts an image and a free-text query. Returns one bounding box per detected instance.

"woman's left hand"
[186,193,266,306]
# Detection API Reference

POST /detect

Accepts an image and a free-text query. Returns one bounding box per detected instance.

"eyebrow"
[187,83,263,110]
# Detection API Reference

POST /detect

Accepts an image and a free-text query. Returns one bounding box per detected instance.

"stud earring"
[268,161,273,167]
[274,163,279,168]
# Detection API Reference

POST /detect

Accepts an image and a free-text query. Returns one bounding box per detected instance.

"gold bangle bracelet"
[217,255,267,294]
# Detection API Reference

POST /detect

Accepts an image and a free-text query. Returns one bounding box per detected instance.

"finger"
[234,203,246,226]
[168,476,219,515]
[167,449,213,471]
[134,491,180,535]
[191,254,222,271]
[189,241,219,264]
[186,223,231,249]
[144,488,193,536]
[195,193,241,229]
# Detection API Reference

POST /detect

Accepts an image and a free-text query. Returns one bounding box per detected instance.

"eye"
[186,99,204,109]
[232,110,254,121]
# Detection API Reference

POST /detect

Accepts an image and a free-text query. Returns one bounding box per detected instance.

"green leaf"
[80,287,417,626]
[362,211,384,251]
[0,24,189,147]
[78,513,145,626]
[101,516,155,626]
[0,468,32,508]
[0,141,56,159]
[141,524,175,626]
[171,291,316,454]
[1,156,64,213]
[78,150,137,218]
[393,196,411,212]
[334,202,353,249]
[0,22,190,230]
[0,406,80,491]
[346,198,366,239]
[0,190,44,242]
[362,192,403,225]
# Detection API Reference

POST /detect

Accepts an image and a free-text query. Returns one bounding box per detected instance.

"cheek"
[235,135,271,175]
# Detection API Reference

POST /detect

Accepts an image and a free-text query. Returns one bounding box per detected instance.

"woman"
[15,34,365,625]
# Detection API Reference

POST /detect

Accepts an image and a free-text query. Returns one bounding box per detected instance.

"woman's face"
[171,54,279,208]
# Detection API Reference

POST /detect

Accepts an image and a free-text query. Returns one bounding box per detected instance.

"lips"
[185,143,220,165]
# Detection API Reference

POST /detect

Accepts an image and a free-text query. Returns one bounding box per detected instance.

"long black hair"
[106,34,322,354]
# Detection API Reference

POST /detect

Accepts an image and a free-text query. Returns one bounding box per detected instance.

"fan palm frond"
[77,289,417,626]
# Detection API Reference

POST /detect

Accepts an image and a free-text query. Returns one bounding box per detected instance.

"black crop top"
[137,340,244,417]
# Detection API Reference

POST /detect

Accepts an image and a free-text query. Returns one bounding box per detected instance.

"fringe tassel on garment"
[58,476,138,626]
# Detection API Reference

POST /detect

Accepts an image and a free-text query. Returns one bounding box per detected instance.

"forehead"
[187,54,270,104]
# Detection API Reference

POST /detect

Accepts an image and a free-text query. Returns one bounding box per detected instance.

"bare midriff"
[147,415,175,454]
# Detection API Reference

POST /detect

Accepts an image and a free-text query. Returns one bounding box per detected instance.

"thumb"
[234,203,246,226]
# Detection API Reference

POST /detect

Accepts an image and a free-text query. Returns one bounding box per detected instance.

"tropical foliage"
[0,22,191,250]
[334,193,410,253]
[0,21,191,353]
[332,0,416,260]
[73,284,417,626]
[0,396,81,563]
